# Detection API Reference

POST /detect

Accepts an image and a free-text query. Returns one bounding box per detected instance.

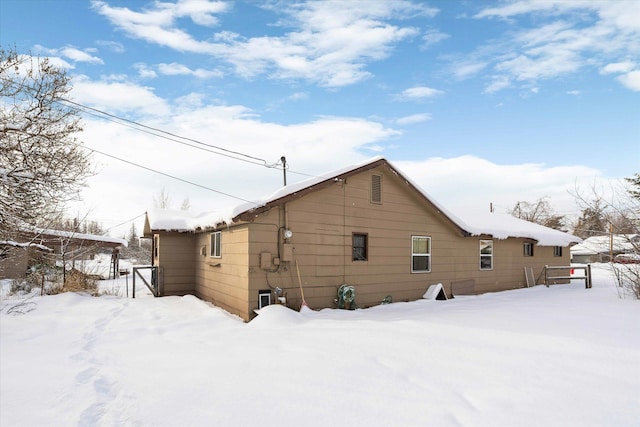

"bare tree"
[180,197,191,211]
[1,47,91,242]
[510,197,566,231]
[573,177,640,298]
[153,187,171,209]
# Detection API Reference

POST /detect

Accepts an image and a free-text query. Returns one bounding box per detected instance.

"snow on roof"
[452,211,581,247]
[146,206,254,232]
[0,240,52,252]
[26,227,128,247]
[570,235,637,255]
[147,157,581,247]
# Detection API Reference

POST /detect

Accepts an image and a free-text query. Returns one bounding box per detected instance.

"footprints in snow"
[71,302,132,426]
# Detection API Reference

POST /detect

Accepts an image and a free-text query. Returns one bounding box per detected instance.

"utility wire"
[62,97,321,179]
[84,145,258,205]
[74,106,277,168]
[6,79,328,188]
[104,212,147,234]
[61,98,282,168]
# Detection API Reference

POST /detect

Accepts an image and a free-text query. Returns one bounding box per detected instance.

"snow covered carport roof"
[145,157,582,247]
[23,227,128,248]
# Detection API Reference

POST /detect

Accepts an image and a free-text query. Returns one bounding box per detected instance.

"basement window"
[480,239,493,270]
[210,231,221,258]
[524,242,534,257]
[258,290,271,309]
[371,174,382,204]
[411,236,431,273]
[352,233,368,261]
[554,246,563,257]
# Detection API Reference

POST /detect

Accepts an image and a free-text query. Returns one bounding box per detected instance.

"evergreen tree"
[127,223,139,248]
[574,199,608,238]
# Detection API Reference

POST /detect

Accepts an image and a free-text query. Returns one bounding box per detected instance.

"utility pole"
[281,156,287,186]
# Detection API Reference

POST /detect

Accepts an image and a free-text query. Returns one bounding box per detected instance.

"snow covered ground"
[1,263,638,426]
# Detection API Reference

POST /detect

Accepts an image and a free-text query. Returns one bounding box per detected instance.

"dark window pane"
[413,256,429,271]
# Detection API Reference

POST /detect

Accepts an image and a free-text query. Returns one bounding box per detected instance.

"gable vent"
[371,174,382,204]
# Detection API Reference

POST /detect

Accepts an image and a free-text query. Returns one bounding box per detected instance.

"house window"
[210,231,221,258]
[258,290,271,309]
[554,246,563,257]
[352,233,368,261]
[371,174,382,204]
[411,236,431,273]
[524,242,534,257]
[480,239,493,270]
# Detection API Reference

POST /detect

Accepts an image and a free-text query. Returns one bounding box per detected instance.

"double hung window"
[352,233,368,261]
[480,240,493,270]
[210,231,221,258]
[411,236,431,273]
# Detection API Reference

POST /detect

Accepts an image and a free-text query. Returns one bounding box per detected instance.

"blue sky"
[1,0,638,237]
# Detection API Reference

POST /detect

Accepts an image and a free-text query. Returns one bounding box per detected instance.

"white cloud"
[60,47,104,64]
[484,76,511,94]
[71,76,170,116]
[173,0,229,26]
[617,71,640,92]
[33,44,102,66]
[395,155,603,216]
[566,90,581,96]
[134,63,158,79]
[91,0,424,88]
[96,40,125,53]
[472,1,640,92]
[451,60,488,79]
[287,92,308,101]
[396,113,432,125]
[157,62,223,78]
[45,56,74,70]
[398,86,444,100]
[598,61,640,91]
[421,29,449,49]
[600,61,636,74]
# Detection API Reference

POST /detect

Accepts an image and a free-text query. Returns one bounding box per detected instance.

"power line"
[85,145,258,205]
[4,79,283,169]
[5,79,325,188]
[104,212,147,233]
[61,98,322,180]
[60,98,283,169]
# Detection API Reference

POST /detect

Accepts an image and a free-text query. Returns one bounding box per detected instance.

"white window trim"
[258,290,271,309]
[411,235,431,273]
[210,231,221,258]
[480,239,493,270]
[524,242,534,257]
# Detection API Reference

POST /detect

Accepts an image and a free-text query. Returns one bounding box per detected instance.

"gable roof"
[146,157,581,247]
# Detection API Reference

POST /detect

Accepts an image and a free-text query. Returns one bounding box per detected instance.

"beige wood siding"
[154,163,577,321]
[194,226,251,321]
[243,165,575,314]
[155,232,196,295]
